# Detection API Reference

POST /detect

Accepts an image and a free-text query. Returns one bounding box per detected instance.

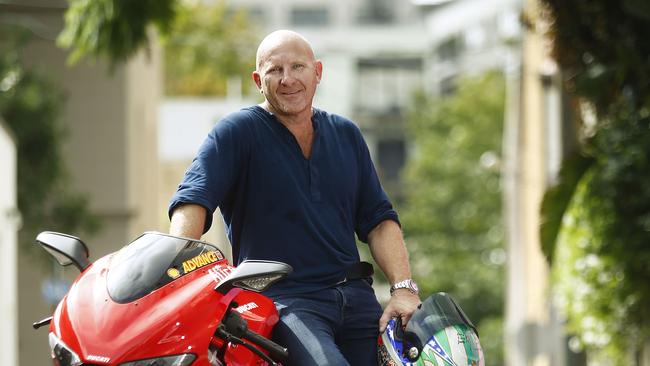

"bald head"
[252,30,323,119]
[255,30,316,71]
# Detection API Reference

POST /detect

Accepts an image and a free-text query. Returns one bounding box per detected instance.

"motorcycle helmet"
[378,292,484,366]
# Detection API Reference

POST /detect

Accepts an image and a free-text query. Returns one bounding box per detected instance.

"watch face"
[409,280,419,292]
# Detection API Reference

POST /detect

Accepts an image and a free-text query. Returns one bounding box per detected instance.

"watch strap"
[390,279,418,295]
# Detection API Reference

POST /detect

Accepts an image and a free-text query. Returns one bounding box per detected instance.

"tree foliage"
[162,2,259,96]
[539,0,650,362]
[0,27,99,258]
[57,0,259,95]
[540,0,650,113]
[400,72,505,365]
[540,152,594,264]
[58,0,178,68]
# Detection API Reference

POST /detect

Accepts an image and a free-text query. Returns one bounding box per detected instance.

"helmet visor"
[404,292,478,353]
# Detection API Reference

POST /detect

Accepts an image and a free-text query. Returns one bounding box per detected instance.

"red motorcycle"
[33,231,292,366]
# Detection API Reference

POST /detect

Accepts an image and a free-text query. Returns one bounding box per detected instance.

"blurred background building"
[1,1,161,364]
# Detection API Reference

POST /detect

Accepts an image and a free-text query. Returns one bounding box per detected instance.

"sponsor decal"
[182,251,221,274]
[208,266,233,284]
[214,251,224,261]
[87,355,111,363]
[167,268,181,279]
[234,302,259,314]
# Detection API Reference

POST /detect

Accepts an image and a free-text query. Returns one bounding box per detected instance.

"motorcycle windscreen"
[403,292,479,351]
[106,232,226,303]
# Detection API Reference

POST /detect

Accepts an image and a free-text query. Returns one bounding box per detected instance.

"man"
[169,30,420,365]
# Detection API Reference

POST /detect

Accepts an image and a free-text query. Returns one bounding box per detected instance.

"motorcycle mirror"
[215,260,292,294]
[36,231,90,271]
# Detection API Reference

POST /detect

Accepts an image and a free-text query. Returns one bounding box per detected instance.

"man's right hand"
[379,290,421,333]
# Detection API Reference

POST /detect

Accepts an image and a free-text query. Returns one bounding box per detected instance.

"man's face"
[254,40,322,117]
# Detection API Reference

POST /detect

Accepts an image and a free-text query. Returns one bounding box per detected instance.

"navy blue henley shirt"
[169,106,399,296]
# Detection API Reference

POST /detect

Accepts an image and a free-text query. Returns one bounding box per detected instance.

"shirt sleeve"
[352,126,400,243]
[168,116,247,234]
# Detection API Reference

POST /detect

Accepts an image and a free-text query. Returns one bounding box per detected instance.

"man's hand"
[379,290,421,333]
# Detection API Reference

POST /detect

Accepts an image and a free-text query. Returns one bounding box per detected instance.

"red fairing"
[224,291,279,365]
[50,254,280,365]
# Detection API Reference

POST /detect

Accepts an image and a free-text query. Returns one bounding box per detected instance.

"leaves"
[400,72,505,365]
[57,0,178,68]
[0,28,99,259]
[540,152,594,263]
[552,120,650,363]
[542,0,650,114]
[162,1,259,96]
[539,0,650,359]
[623,0,650,21]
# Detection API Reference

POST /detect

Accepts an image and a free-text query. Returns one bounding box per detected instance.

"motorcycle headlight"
[49,333,82,366]
[119,354,196,366]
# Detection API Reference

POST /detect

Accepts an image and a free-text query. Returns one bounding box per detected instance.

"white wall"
[0,121,19,366]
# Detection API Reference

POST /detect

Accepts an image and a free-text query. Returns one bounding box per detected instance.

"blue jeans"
[270,279,382,366]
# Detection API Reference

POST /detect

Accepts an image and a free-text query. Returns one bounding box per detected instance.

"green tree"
[538,1,650,363]
[58,0,178,68]
[0,28,99,257]
[401,72,506,365]
[163,2,259,96]
[57,0,259,96]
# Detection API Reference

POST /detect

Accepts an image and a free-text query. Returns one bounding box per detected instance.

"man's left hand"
[379,290,421,333]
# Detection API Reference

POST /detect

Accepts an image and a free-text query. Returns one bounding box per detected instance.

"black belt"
[336,261,374,285]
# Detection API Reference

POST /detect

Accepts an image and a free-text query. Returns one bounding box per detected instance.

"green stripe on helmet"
[414,346,440,366]
[435,329,456,365]
[452,325,473,361]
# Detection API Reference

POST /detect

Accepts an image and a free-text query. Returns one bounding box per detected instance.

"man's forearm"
[369,219,421,332]
[367,220,412,284]
[169,203,206,240]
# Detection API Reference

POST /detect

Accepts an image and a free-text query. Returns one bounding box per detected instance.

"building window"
[245,6,267,26]
[437,36,463,62]
[227,6,267,26]
[357,58,423,116]
[356,0,394,25]
[439,75,457,96]
[377,139,406,181]
[464,26,487,50]
[290,7,329,27]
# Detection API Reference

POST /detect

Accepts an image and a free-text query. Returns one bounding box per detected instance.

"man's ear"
[252,71,262,90]
[315,60,323,84]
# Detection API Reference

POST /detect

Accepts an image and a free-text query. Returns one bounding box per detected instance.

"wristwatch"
[390,279,419,295]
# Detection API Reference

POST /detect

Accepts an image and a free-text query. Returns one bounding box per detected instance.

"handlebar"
[219,310,288,362]
[240,325,288,361]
